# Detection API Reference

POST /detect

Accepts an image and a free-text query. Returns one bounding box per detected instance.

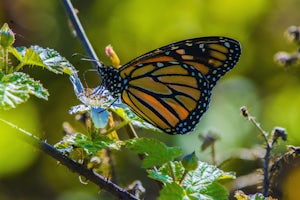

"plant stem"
[211,142,216,165]
[3,48,8,73]
[263,142,271,196]
[60,0,142,198]
[179,169,188,184]
[241,107,272,197]
[167,162,176,182]
[0,118,138,200]
[263,139,277,197]
[61,0,139,141]
[248,116,271,196]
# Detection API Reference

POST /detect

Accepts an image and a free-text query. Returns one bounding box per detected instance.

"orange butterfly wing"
[120,36,241,89]
[121,62,210,134]
[117,37,241,134]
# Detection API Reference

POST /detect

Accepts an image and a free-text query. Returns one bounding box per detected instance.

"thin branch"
[0,118,138,200]
[240,106,271,196]
[61,0,103,69]
[60,0,142,199]
[61,0,139,141]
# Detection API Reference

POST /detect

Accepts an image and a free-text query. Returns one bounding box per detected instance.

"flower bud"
[0,23,15,49]
[182,151,198,171]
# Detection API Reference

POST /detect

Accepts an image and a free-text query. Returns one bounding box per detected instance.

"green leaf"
[184,161,235,184]
[54,133,78,154]
[9,47,23,62]
[182,161,235,200]
[31,45,76,74]
[0,72,48,110]
[74,134,121,155]
[152,161,235,200]
[158,183,186,200]
[182,151,199,171]
[147,168,174,183]
[23,48,45,67]
[185,182,229,200]
[14,45,76,75]
[148,161,184,183]
[125,138,182,168]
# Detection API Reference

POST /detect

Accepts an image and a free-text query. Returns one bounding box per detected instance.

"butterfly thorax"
[97,65,125,98]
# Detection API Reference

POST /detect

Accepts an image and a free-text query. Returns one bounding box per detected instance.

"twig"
[199,132,218,165]
[60,0,142,198]
[240,106,287,197]
[61,0,102,69]
[0,118,138,200]
[211,143,216,165]
[240,106,270,196]
[62,0,140,141]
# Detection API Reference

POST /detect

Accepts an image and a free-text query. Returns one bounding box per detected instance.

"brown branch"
[0,118,138,200]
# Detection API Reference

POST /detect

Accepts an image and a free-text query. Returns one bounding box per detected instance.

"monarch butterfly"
[97,36,241,135]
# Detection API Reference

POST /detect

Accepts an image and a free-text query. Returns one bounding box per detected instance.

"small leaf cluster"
[56,128,235,199]
[0,23,76,110]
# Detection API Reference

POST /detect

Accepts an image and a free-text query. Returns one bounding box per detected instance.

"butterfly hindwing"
[121,61,211,134]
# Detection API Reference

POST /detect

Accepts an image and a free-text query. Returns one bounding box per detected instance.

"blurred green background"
[0,0,300,199]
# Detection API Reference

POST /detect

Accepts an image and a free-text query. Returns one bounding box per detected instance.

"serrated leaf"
[158,183,186,200]
[152,161,235,200]
[182,161,235,200]
[147,161,184,183]
[9,46,23,62]
[125,138,182,168]
[23,48,45,67]
[54,133,78,154]
[14,45,76,75]
[31,45,76,75]
[74,134,121,155]
[185,182,228,200]
[147,169,174,183]
[184,161,235,185]
[0,72,48,110]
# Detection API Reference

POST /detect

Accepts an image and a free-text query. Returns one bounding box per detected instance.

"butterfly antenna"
[72,53,105,67]
[71,53,90,59]
[82,68,98,88]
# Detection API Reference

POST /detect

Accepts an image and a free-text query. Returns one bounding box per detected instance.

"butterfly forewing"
[120,36,241,88]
